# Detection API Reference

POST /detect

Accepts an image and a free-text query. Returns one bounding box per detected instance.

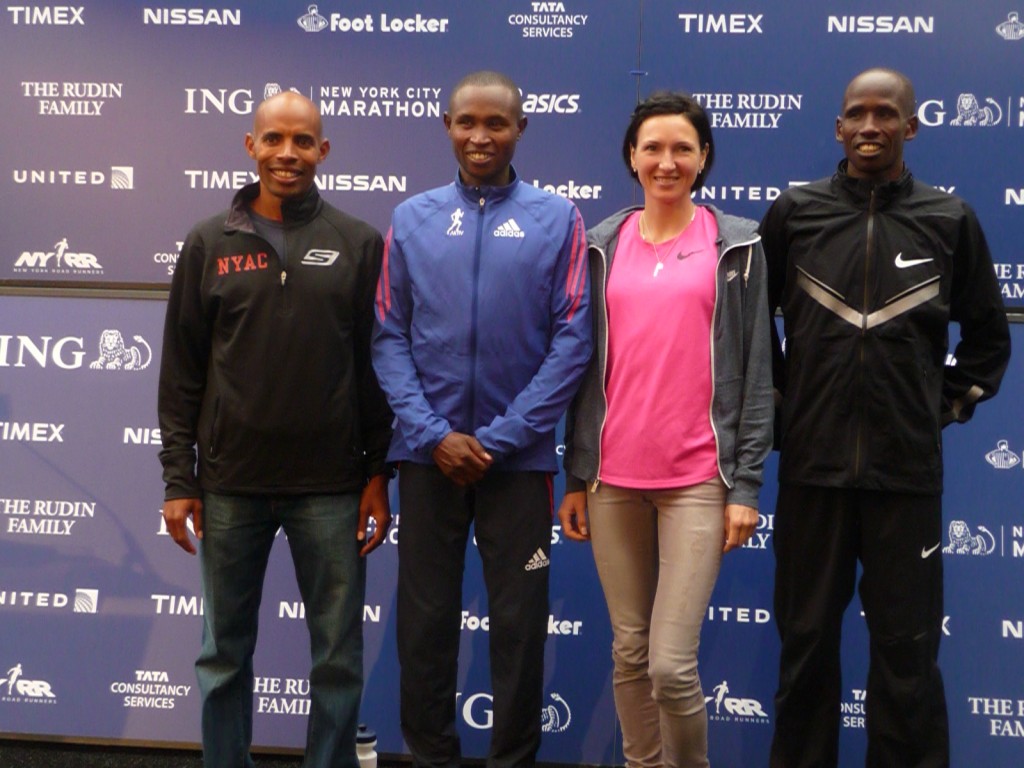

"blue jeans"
[196,492,366,768]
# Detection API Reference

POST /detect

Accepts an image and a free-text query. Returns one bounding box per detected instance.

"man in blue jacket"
[372,70,592,768]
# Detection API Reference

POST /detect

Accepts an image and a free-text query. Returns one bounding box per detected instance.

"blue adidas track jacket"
[372,168,592,471]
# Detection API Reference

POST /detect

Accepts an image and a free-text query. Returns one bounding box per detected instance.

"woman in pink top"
[559,93,774,768]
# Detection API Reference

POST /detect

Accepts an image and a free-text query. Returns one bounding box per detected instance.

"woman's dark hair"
[622,91,715,191]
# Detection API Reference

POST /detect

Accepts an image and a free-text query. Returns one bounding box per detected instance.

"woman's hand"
[557,491,591,542]
[723,503,758,553]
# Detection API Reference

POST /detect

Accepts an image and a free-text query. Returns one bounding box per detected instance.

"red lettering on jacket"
[217,253,271,276]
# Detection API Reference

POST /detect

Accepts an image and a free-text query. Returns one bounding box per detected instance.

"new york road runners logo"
[1,662,56,703]
[14,237,102,274]
[705,680,770,723]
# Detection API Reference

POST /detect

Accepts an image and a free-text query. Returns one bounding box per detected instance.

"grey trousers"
[588,478,726,768]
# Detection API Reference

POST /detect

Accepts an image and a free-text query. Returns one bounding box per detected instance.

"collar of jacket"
[223,181,324,233]
[586,205,636,253]
[453,165,520,205]
[586,203,756,257]
[832,159,914,209]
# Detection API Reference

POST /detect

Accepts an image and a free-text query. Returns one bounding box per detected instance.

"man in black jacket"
[158,91,392,768]
[761,68,1010,767]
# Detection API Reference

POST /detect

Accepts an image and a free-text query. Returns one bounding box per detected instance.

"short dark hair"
[843,68,916,118]
[622,91,715,191]
[449,70,523,120]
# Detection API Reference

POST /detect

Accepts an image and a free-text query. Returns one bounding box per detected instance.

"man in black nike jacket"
[761,68,1010,768]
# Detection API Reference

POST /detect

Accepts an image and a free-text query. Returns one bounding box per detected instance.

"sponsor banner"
[5,6,85,26]
[704,678,771,724]
[677,12,765,35]
[996,12,1024,41]
[2,293,1018,765]
[0,261,1014,761]
[453,690,573,733]
[917,93,1024,128]
[295,6,450,35]
[968,695,1024,738]
[825,15,936,34]
[20,81,123,117]
[3,2,1024,764]
[141,7,242,27]
[841,689,867,729]
[11,167,133,190]
[181,168,409,193]
[0,662,57,704]
[3,1,632,286]
[506,1,589,39]
[0,588,98,612]
[184,83,445,120]
[0,329,153,370]
[254,675,312,717]
[459,611,583,636]
[110,669,192,710]
[2,499,97,537]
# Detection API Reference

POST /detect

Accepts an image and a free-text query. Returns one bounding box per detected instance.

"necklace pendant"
[653,262,663,277]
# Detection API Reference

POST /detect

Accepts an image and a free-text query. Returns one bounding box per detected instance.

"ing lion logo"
[541,693,572,734]
[90,330,152,371]
[942,520,995,556]
[950,93,1002,126]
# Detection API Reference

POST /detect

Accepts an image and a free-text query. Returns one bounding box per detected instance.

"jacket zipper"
[589,245,610,493]
[705,237,758,490]
[854,189,877,482]
[276,229,289,309]
[469,194,485,429]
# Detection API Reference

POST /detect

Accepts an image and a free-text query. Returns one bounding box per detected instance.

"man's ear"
[904,114,919,142]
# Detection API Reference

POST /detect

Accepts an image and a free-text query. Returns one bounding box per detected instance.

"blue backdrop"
[2,2,1022,765]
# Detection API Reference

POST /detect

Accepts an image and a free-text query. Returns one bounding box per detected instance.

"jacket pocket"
[207,397,221,459]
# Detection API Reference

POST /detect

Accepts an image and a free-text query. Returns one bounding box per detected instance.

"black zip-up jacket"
[761,162,1010,493]
[158,183,392,499]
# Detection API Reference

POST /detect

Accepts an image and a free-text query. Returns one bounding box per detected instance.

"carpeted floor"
[0,741,302,767]
[0,740,413,767]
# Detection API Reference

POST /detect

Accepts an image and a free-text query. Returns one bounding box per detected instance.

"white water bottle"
[356,723,377,768]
